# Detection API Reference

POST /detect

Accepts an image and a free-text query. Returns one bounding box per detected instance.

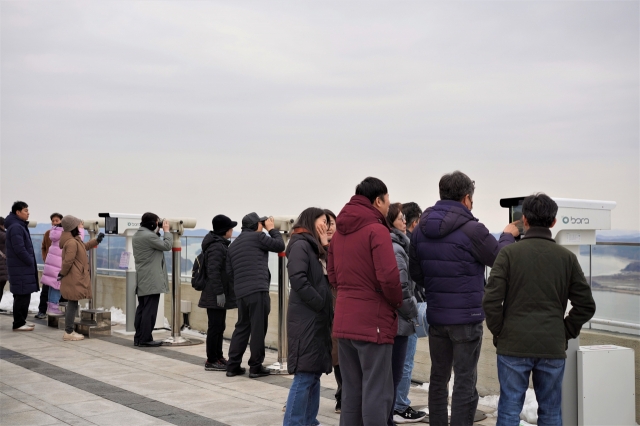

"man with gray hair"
[409,171,519,425]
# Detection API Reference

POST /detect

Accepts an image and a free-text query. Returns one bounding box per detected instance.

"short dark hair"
[522,193,558,228]
[50,212,63,221]
[11,201,28,214]
[141,212,160,224]
[386,203,404,229]
[355,177,388,204]
[293,207,330,259]
[439,171,475,202]
[402,202,422,227]
[0,217,4,227]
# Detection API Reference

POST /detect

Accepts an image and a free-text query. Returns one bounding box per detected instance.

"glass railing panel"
[31,234,44,270]
[588,243,640,335]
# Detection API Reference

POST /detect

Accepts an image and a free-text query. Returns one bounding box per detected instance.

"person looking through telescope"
[132,213,172,347]
[225,212,285,378]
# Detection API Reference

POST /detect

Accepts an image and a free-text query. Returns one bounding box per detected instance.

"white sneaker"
[26,322,35,327]
[63,331,85,341]
[13,324,34,332]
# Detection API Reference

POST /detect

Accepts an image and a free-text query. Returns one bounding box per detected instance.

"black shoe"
[139,340,163,347]
[226,367,246,377]
[335,400,341,413]
[205,360,226,371]
[134,341,139,346]
[249,366,271,378]
[34,312,47,320]
[393,406,427,423]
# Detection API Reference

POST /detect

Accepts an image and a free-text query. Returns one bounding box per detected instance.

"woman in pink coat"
[41,225,65,314]
[41,225,104,314]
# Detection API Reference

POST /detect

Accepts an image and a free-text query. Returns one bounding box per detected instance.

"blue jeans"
[497,355,565,426]
[394,332,417,412]
[48,287,61,304]
[283,372,322,426]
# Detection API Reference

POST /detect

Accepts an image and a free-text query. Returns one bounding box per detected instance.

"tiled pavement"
[0,315,498,425]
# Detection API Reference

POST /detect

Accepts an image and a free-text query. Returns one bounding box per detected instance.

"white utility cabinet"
[577,345,635,425]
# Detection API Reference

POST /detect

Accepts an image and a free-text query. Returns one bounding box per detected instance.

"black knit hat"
[212,215,237,235]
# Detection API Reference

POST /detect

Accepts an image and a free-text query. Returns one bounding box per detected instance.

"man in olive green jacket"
[483,193,595,426]
[132,213,172,347]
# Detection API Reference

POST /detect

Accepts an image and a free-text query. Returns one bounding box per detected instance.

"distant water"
[269,247,639,334]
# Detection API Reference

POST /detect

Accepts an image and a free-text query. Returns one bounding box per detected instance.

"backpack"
[191,250,207,291]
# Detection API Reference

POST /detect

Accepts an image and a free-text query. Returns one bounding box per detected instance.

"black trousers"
[65,300,78,334]
[38,283,49,314]
[388,335,409,426]
[227,291,270,373]
[206,308,227,362]
[334,364,343,403]
[428,323,483,426]
[13,294,31,329]
[134,294,160,345]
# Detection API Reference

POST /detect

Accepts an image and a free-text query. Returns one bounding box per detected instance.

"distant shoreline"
[592,287,640,296]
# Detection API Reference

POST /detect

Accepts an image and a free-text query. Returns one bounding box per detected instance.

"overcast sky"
[1,1,638,233]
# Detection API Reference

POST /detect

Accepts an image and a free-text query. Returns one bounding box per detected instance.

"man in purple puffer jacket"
[409,171,519,426]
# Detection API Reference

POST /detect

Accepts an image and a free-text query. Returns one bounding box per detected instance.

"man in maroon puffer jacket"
[328,177,403,426]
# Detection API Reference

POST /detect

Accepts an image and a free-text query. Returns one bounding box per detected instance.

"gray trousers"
[338,338,394,426]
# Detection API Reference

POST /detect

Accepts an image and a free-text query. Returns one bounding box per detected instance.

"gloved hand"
[57,273,64,282]
[216,294,226,308]
[97,233,105,244]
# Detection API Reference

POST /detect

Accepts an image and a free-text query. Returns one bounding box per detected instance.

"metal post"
[162,223,201,346]
[562,244,580,426]
[277,252,289,368]
[171,231,185,343]
[88,228,97,310]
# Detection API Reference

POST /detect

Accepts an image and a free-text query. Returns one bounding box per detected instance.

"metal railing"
[31,233,639,334]
[32,234,281,288]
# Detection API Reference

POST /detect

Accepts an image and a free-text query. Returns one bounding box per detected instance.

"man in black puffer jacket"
[225,212,285,378]
[198,214,237,372]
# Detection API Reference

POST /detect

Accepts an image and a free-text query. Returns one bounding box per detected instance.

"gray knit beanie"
[61,215,82,232]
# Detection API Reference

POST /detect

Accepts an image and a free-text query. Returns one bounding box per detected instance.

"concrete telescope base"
[162,336,203,346]
[267,361,290,375]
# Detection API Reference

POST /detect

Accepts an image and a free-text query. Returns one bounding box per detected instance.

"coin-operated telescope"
[500,196,616,426]
[82,218,105,311]
[98,213,198,342]
[266,215,297,375]
[27,221,38,228]
[160,217,198,346]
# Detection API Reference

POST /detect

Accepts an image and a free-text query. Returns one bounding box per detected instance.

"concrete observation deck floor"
[0,315,498,425]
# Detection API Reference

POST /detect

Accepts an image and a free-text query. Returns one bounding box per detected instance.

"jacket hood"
[4,213,27,230]
[202,231,229,252]
[336,195,389,235]
[49,226,63,243]
[59,231,82,248]
[286,232,319,257]
[390,228,410,253]
[419,200,477,239]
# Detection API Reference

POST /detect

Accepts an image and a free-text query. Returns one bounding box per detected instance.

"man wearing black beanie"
[197,214,237,371]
